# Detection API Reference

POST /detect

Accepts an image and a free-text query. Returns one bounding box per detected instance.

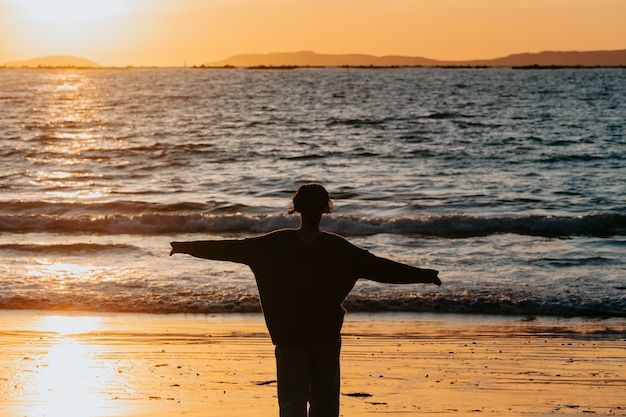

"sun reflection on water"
[29,70,113,202]
[26,260,111,285]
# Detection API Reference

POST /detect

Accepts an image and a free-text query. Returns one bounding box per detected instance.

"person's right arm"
[169,239,251,264]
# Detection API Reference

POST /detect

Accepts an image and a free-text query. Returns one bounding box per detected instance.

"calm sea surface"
[1,67,624,317]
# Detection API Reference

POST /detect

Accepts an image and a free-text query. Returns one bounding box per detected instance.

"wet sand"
[1,310,625,416]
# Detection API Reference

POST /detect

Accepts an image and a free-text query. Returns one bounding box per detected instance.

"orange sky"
[1,0,625,67]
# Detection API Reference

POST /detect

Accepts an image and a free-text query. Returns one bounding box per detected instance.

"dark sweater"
[177,230,436,346]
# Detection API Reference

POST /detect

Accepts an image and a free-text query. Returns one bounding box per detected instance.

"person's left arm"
[357,249,441,286]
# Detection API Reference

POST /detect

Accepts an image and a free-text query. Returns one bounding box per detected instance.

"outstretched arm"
[361,252,441,286]
[170,240,251,264]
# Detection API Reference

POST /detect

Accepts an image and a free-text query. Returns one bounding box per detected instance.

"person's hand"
[429,270,442,286]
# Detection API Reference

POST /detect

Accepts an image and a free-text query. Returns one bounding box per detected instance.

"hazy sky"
[1,0,625,66]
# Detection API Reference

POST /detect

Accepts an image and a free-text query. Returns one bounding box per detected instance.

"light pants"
[275,338,341,417]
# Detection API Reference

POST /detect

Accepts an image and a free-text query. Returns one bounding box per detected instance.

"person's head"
[289,183,333,216]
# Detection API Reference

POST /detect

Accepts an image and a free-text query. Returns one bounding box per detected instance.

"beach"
[1,310,624,417]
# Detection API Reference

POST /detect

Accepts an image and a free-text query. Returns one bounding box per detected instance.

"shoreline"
[3,65,626,70]
[1,310,625,416]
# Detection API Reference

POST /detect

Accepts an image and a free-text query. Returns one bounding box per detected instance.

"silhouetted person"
[170,183,440,417]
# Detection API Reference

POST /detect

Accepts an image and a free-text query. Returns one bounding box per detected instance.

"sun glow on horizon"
[1,0,625,67]
[5,0,132,23]
[2,0,142,61]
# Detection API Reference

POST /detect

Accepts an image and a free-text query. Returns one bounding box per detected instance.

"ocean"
[0,67,624,318]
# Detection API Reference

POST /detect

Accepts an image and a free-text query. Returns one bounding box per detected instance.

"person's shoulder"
[320,232,371,263]
[321,231,347,241]
[268,229,297,237]
[247,229,296,242]
[321,231,360,249]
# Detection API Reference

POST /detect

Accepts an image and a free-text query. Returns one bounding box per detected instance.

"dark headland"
[202,50,626,68]
[3,55,102,68]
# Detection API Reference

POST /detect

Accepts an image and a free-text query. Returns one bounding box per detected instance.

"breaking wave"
[1,290,624,318]
[1,200,624,238]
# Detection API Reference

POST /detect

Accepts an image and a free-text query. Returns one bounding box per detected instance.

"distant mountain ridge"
[3,50,625,68]
[206,49,626,67]
[3,55,101,68]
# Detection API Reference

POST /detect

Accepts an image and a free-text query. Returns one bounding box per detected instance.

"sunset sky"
[1,0,625,67]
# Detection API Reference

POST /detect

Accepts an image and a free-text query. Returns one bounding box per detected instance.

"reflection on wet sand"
[3,315,127,417]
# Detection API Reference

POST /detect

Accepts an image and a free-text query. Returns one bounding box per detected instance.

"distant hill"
[4,55,101,68]
[466,50,626,67]
[205,50,626,68]
[205,51,442,67]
